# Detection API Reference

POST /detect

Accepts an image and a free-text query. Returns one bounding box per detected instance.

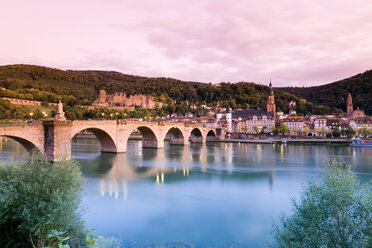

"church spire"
[268,79,273,95]
[267,80,276,118]
[347,93,353,115]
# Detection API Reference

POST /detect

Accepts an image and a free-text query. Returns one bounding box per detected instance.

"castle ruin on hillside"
[91,90,163,110]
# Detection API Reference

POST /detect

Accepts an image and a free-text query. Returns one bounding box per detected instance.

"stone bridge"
[0,120,218,161]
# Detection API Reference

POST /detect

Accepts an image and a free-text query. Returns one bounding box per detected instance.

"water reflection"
[0,138,371,247]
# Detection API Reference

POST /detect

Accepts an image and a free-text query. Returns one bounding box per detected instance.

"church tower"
[267,81,276,118]
[347,93,353,115]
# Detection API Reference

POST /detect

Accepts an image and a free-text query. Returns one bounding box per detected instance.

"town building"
[349,117,372,130]
[92,90,163,110]
[231,109,275,133]
[314,118,327,129]
[326,119,341,131]
[346,93,366,120]
[234,119,247,133]
[196,116,217,128]
[224,82,276,134]
[283,116,305,134]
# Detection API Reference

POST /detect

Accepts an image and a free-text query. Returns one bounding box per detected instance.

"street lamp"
[29,112,33,119]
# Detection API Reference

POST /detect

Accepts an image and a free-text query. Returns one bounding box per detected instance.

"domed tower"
[267,81,276,118]
[226,108,232,133]
[347,93,353,115]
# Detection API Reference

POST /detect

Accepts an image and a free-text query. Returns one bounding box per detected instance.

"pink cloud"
[0,0,371,86]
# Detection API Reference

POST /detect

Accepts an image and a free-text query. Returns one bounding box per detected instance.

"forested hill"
[277,70,372,115]
[0,64,338,115]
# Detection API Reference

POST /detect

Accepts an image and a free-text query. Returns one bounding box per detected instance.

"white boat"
[350,138,372,147]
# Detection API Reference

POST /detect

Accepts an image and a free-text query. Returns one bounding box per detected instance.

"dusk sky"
[1,0,371,86]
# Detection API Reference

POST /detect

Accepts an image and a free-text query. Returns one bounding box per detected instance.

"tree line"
[0,64,340,118]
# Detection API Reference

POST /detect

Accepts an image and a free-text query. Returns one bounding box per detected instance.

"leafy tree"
[0,155,86,248]
[278,123,289,136]
[271,127,279,136]
[260,126,267,134]
[332,128,341,138]
[303,126,310,136]
[272,160,371,248]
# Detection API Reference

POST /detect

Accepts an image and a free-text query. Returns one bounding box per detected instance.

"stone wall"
[1,97,58,107]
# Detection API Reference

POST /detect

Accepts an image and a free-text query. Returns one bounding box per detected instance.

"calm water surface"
[1,138,371,247]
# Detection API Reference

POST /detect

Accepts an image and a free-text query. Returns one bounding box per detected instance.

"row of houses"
[166,112,372,136]
[279,115,372,135]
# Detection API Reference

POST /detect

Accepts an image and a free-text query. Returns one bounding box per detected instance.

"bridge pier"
[43,120,73,162]
[190,136,204,143]
[169,132,188,145]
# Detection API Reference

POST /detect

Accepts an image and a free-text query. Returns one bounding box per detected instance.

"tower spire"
[267,79,276,118]
[347,93,353,115]
[268,78,273,95]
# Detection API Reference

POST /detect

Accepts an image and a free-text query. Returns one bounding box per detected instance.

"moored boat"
[350,138,372,147]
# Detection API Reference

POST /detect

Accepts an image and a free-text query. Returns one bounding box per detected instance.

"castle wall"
[1,97,58,107]
[96,90,163,109]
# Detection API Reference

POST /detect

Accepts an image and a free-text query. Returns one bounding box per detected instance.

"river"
[0,137,371,247]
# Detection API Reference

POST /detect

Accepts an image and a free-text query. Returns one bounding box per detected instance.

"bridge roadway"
[0,119,218,162]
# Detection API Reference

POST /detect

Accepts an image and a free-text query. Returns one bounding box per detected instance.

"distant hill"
[277,70,372,115]
[0,64,338,115]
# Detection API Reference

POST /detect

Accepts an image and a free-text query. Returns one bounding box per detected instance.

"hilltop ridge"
[277,69,372,115]
[0,64,340,115]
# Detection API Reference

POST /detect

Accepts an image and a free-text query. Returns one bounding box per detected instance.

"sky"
[1,0,372,87]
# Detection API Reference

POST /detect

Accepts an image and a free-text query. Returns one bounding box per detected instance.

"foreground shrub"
[272,160,372,247]
[0,155,86,248]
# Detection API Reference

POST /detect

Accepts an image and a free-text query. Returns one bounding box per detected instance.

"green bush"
[0,155,86,248]
[272,160,372,247]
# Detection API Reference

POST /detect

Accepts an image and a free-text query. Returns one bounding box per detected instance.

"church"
[218,82,276,134]
[346,93,365,120]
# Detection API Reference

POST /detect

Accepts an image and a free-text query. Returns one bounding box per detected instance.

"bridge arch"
[0,135,43,155]
[164,127,186,146]
[190,127,203,143]
[206,129,217,141]
[71,128,118,153]
[125,126,161,149]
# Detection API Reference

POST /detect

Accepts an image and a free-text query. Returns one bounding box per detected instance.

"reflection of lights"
[156,173,160,184]
[280,144,284,155]
[115,192,118,199]
[183,168,186,176]
[99,180,105,197]
[186,168,189,176]
[257,145,262,152]
[273,144,275,149]
[161,172,164,183]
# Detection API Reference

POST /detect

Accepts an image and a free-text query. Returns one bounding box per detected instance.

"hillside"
[0,64,338,115]
[277,70,372,115]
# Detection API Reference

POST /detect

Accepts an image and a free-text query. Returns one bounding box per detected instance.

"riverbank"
[75,133,352,144]
[212,138,352,144]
